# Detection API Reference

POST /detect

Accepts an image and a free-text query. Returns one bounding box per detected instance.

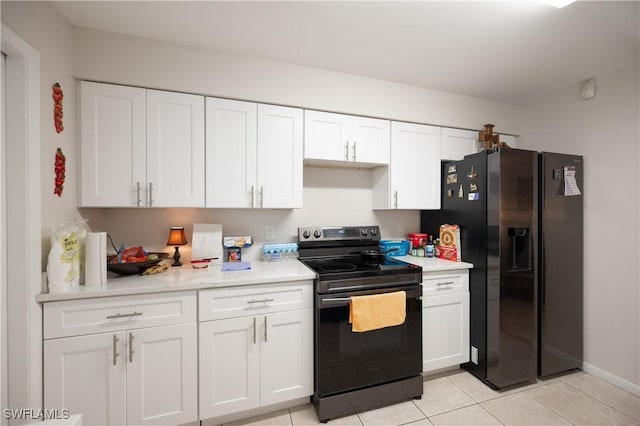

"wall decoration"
[52,82,64,133]
[478,123,510,150]
[54,148,66,197]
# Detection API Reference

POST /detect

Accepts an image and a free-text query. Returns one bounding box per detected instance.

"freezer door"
[486,148,538,389]
[538,153,583,376]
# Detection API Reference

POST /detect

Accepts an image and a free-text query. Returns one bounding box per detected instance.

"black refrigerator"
[421,148,583,389]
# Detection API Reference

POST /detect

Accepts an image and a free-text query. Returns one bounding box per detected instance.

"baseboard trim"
[582,362,640,396]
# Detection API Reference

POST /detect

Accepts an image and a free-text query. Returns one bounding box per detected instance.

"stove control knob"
[313,230,322,239]
[302,230,311,239]
[361,228,368,236]
[370,228,378,236]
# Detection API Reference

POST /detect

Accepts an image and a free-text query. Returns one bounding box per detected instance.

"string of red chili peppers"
[52,82,66,197]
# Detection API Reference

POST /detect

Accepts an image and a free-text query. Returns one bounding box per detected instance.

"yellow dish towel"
[349,291,406,332]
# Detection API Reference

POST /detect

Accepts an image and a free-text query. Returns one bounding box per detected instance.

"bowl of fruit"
[107,245,169,275]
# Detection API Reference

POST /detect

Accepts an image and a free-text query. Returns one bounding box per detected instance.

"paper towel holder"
[167,226,188,267]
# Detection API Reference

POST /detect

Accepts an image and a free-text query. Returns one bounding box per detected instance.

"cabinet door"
[422,292,470,373]
[206,98,257,208]
[260,309,313,406]
[257,104,303,208]
[390,122,441,209]
[44,332,126,426]
[303,110,350,162]
[441,128,479,161]
[349,116,390,164]
[80,81,146,207]
[199,318,260,419]
[127,323,198,425]
[146,90,205,207]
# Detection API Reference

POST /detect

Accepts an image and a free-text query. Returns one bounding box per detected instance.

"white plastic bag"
[46,219,87,293]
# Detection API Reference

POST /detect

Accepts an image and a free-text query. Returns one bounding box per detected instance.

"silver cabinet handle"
[128,332,135,363]
[247,298,274,304]
[437,281,455,286]
[260,186,264,208]
[250,185,255,208]
[112,334,119,366]
[264,316,268,342]
[106,312,143,320]
[352,141,357,161]
[136,182,142,207]
[253,317,256,344]
[148,182,153,207]
[394,190,398,209]
[344,142,349,160]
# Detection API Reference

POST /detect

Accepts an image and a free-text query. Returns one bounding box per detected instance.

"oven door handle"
[318,287,422,308]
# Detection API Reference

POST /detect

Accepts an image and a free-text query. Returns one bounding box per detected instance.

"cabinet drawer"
[199,281,313,321]
[44,291,196,339]
[422,271,469,297]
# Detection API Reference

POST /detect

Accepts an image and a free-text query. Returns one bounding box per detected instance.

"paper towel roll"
[85,232,107,287]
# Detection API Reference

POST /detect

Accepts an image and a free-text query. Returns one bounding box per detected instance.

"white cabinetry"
[304,110,390,166]
[422,270,470,373]
[441,128,479,161]
[79,81,205,207]
[373,121,441,210]
[43,292,198,426]
[206,98,303,208]
[198,282,313,421]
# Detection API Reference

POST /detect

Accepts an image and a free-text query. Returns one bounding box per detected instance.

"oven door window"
[316,288,422,397]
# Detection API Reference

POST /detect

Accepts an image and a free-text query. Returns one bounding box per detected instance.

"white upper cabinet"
[373,122,441,210]
[206,98,258,208]
[146,90,205,207]
[79,81,205,207]
[206,98,303,209]
[304,110,390,166]
[441,127,479,161]
[257,104,303,209]
[80,81,146,207]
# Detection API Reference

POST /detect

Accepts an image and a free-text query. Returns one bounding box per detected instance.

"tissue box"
[223,236,252,248]
[379,240,410,256]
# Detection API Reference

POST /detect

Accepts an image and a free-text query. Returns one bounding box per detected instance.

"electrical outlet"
[471,346,479,365]
[396,224,405,237]
[265,226,276,241]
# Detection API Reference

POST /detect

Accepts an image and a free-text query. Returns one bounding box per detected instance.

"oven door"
[315,284,422,398]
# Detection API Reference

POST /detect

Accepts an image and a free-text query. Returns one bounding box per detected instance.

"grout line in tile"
[560,379,639,424]
[475,403,506,426]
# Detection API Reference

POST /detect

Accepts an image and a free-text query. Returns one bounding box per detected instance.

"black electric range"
[297,226,423,423]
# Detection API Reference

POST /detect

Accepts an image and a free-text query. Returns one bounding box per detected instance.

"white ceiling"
[53,1,640,105]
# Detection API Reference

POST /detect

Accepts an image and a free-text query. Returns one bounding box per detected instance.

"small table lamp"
[167,226,188,267]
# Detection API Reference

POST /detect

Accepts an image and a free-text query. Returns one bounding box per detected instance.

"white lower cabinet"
[43,292,198,426]
[422,271,470,373]
[199,283,313,421]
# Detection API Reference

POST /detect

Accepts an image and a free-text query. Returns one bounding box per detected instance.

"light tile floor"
[222,370,640,426]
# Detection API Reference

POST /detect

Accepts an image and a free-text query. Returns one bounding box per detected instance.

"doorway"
[1,24,43,419]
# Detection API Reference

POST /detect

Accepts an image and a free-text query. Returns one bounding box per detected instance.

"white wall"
[73,27,521,134]
[2,1,81,266]
[520,62,640,392]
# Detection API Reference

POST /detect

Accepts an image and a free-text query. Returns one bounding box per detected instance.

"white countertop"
[37,256,472,303]
[392,255,473,271]
[36,260,317,303]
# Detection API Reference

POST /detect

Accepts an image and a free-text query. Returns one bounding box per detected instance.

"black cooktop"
[299,255,420,281]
